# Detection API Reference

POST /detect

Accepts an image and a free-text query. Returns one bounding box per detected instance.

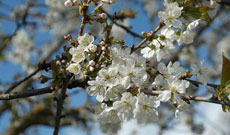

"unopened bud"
[88,44,97,52]
[95,64,100,68]
[89,60,95,66]
[102,46,106,51]
[89,66,94,71]
[64,0,73,8]
[73,0,80,5]
[99,13,107,20]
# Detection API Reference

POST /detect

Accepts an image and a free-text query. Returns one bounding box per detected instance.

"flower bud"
[95,64,100,68]
[99,13,107,20]
[89,60,95,66]
[64,0,73,8]
[89,66,94,71]
[102,46,106,51]
[88,44,97,52]
[73,0,80,5]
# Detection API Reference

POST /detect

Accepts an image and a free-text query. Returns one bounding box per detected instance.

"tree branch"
[0,87,53,100]
[100,6,144,39]
[5,62,50,94]
[53,76,72,135]
[143,90,230,106]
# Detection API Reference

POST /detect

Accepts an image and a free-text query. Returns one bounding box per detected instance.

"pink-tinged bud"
[64,0,73,8]
[73,0,79,5]
[89,60,95,66]
[99,13,107,20]
[89,66,94,71]
[100,41,105,46]
[95,64,100,68]
[102,46,106,51]
[88,44,97,52]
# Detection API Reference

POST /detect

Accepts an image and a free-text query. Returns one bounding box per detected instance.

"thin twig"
[100,7,144,39]
[186,79,219,89]
[133,23,164,52]
[143,90,230,106]
[5,62,50,93]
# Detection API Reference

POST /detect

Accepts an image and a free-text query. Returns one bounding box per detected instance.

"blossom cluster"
[141,1,201,62]
[64,0,213,126]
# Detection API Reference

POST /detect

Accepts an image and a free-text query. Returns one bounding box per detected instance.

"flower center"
[143,104,149,110]
[168,16,174,21]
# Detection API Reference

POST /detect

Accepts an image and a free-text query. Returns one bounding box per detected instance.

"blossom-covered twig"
[133,22,164,51]
[143,90,230,106]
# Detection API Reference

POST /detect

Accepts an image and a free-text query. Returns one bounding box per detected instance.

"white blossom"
[113,92,136,121]
[191,61,211,85]
[141,39,174,62]
[98,106,120,124]
[158,0,183,28]
[88,44,97,52]
[119,59,148,89]
[104,84,126,101]
[66,63,81,75]
[69,47,85,63]
[87,79,107,102]
[78,33,94,47]
[157,77,189,102]
[134,93,160,124]
[157,61,185,79]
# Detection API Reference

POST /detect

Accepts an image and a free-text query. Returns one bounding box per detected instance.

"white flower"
[134,93,160,124]
[111,45,131,59]
[131,53,146,69]
[187,19,200,31]
[178,30,194,44]
[141,39,174,62]
[174,93,189,118]
[191,61,211,85]
[97,66,119,88]
[69,47,85,63]
[167,77,189,94]
[88,44,97,52]
[152,75,167,90]
[98,106,120,124]
[157,61,185,79]
[66,63,81,75]
[104,84,126,101]
[176,19,201,44]
[158,0,183,28]
[87,79,106,102]
[78,33,94,47]
[113,92,136,121]
[119,59,148,89]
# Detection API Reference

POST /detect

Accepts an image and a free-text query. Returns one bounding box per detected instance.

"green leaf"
[182,6,212,22]
[220,55,230,88]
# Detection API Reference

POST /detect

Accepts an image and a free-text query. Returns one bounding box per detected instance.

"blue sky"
[0,0,229,135]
